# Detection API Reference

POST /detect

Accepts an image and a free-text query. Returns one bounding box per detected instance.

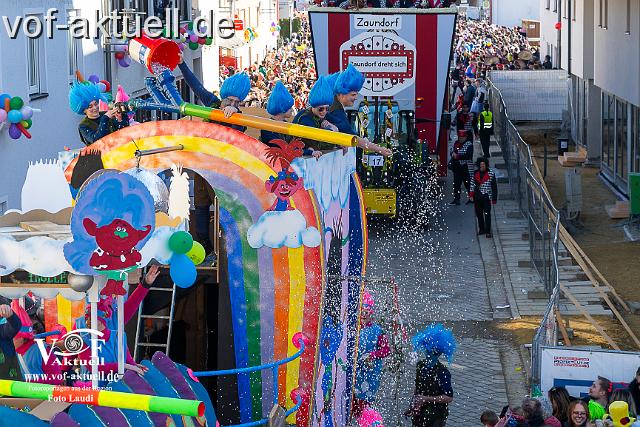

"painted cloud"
[247,210,320,249]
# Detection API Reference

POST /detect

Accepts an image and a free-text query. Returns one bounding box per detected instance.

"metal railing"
[488,77,561,387]
[192,336,306,427]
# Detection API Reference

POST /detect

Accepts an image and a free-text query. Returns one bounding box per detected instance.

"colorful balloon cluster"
[167,230,205,288]
[244,27,258,42]
[169,22,213,51]
[0,94,35,140]
[270,22,281,36]
[114,44,132,68]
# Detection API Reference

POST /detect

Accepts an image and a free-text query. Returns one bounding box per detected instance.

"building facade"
[539,0,640,196]
[0,0,277,211]
[491,0,539,27]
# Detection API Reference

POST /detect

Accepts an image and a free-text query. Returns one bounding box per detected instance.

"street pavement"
[364,167,522,426]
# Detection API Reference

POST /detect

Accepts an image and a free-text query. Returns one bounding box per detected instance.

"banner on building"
[540,346,640,397]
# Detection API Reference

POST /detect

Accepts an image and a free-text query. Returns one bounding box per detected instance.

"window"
[598,0,603,27]
[553,0,557,12]
[67,10,82,83]
[626,0,631,34]
[602,93,614,170]
[27,15,47,98]
[633,106,640,172]
[617,99,628,183]
[604,0,608,28]
[572,0,576,21]
[151,0,189,22]
[546,0,550,10]
[563,0,567,19]
[0,196,7,215]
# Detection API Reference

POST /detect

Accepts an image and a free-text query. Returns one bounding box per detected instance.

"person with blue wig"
[262,81,322,158]
[178,54,249,132]
[327,65,393,157]
[292,75,342,154]
[405,323,456,427]
[69,82,128,146]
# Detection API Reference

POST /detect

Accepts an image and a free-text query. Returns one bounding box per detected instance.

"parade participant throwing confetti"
[405,323,456,427]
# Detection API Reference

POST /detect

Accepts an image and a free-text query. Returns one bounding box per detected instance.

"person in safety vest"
[478,102,494,158]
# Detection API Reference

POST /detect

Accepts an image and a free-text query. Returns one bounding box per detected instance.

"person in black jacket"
[450,131,474,205]
[470,157,498,238]
[630,366,640,412]
[0,301,23,380]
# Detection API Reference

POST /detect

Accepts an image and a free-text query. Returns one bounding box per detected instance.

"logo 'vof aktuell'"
[34,328,106,366]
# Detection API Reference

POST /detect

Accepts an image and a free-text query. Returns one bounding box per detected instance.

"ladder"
[133,278,177,362]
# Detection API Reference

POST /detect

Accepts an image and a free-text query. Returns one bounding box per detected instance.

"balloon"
[0,109,6,123]
[205,37,213,46]
[187,22,194,31]
[9,96,24,111]
[189,41,199,50]
[170,254,197,288]
[100,80,111,92]
[189,33,199,43]
[8,124,21,139]
[115,51,125,60]
[197,37,206,45]
[97,82,107,92]
[20,119,32,129]
[88,74,100,84]
[118,58,130,68]
[179,43,186,51]
[186,241,206,265]
[20,106,33,120]
[169,231,193,254]
[8,110,22,123]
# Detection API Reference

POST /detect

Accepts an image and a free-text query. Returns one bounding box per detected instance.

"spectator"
[549,386,572,425]
[292,75,340,153]
[629,367,640,411]
[481,409,499,427]
[470,157,498,238]
[543,55,553,69]
[587,376,613,422]
[523,398,546,427]
[566,400,592,427]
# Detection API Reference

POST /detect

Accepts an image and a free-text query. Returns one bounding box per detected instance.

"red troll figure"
[265,170,304,211]
[84,218,152,296]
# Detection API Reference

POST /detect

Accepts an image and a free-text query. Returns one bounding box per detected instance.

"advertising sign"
[540,347,640,397]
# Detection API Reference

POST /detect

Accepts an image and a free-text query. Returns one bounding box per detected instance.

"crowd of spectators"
[481,370,640,427]
[218,14,316,110]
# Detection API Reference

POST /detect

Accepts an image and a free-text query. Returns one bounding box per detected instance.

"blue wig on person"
[334,64,365,95]
[308,76,335,108]
[266,81,295,116]
[327,72,341,93]
[69,82,108,115]
[412,323,457,362]
[220,72,251,101]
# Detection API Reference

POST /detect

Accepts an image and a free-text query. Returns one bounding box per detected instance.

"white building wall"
[539,0,560,67]
[492,0,539,27]
[593,0,640,107]
[0,0,204,210]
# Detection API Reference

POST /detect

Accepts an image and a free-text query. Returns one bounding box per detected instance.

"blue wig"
[412,323,457,362]
[266,81,295,116]
[334,64,365,95]
[327,72,341,93]
[69,82,107,115]
[308,76,335,108]
[220,72,251,101]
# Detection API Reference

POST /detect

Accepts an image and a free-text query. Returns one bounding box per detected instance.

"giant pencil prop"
[130,99,357,147]
[180,103,357,147]
[0,380,204,417]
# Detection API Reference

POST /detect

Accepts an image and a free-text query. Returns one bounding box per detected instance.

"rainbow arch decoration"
[62,120,368,427]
